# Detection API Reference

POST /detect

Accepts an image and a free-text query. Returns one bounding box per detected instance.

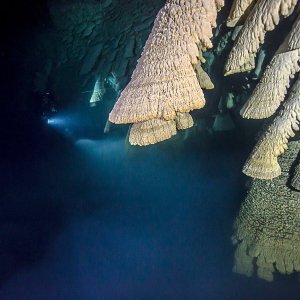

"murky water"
[1,118,300,300]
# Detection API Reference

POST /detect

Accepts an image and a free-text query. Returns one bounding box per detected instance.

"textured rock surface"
[241,14,300,119]
[232,141,300,281]
[129,119,177,146]
[225,0,298,75]
[34,0,165,105]
[242,78,300,179]
[226,0,257,27]
[109,0,223,145]
[175,113,194,130]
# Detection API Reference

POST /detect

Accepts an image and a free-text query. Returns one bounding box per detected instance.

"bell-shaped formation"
[232,141,300,282]
[241,14,300,119]
[109,0,224,146]
[225,0,300,179]
[243,77,300,179]
[129,119,177,146]
[89,78,106,105]
[226,0,257,27]
[224,0,298,75]
[129,112,194,146]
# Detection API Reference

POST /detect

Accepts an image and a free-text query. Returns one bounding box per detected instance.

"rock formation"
[225,0,298,75]
[109,0,224,146]
[240,14,300,119]
[225,0,299,179]
[242,77,300,179]
[232,141,300,281]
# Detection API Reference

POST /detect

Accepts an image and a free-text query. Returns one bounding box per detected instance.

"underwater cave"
[1,0,300,299]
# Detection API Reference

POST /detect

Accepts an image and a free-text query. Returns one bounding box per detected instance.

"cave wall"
[32,0,165,109]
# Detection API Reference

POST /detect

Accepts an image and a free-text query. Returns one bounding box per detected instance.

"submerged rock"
[232,141,300,281]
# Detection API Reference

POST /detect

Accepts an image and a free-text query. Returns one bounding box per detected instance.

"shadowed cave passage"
[1,124,300,300]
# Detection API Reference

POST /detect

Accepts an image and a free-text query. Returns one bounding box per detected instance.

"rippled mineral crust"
[129,119,177,146]
[242,78,300,180]
[224,0,298,76]
[109,0,222,127]
[240,14,300,119]
[226,0,257,27]
[233,141,300,282]
[108,0,224,145]
[175,112,194,130]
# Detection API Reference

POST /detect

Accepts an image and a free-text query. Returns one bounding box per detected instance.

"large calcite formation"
[224,0,298,75]
[225,0,300,179]
[242,77,300,179]
[241,14,300,119]
[232,141,300,282]
[109,0,223,146]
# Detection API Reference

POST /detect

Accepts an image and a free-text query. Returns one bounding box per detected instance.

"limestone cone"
[109,0,223,145]
[90,78,106,105]
[232,141,300,282]
[129,119,177,146]
[129,112,194,146]
[241,14,300,119]
[109,0,218,124]
[242,78,300,179]
[225,0,297,76]
[226,0,257,27]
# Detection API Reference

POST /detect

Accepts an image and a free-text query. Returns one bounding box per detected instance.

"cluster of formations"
[106,0,300,281]
[31,0,300,282]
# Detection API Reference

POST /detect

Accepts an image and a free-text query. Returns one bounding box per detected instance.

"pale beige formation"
[215,0,225,11]
[175,112,194,130]
[128,113,194,146]
[241,15,300,119]
[109,0,223,145]
[242,78,300,179]
[129,119,177,146]
[224,0,298,76]
[227,0,257,27]
[232,141,300,281]
[193,62,214,89]
[90,78,106,104]
[291,161,300,190]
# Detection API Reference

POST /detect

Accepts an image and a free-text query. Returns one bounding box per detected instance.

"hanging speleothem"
[109,0,223,146]
[226,0,257,27]
[224,0,298,75]
[242,77,300,179]
[89,78,106,105]
[240,13,300,119]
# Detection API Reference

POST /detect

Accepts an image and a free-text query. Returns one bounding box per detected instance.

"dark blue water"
[1,119,300,300]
